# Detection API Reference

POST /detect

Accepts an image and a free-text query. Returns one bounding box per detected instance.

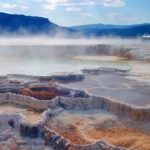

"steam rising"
[0,36,149,58]
[0,36,149,76]
[0,36,147,46]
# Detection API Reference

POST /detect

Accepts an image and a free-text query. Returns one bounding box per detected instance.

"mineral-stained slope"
[0,68,149,150]
[46,109,150,149]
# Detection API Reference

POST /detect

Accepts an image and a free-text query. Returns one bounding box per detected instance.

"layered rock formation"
[0,69,149,150]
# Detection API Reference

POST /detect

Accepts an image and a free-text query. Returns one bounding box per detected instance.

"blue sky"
[0,0,150,26]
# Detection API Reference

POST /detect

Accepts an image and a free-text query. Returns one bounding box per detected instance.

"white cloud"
[42,0,125,10]
[0,3,27,9]
[49,0,68,3]
[19,6,28,9]
[62,2,95,6]
[42,1,95,10]
[101,0,125,7]
[44,0,68,3]
[0,4,16,9]
[43,4,56,10]
[49,0,68,2]
[38,0,68,3]
[37,0,61,2]
[81,13,92,17]
[66,7,81,12]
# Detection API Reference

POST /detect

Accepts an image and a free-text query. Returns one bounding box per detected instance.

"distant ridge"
[0,12,150,37]
[69,23,150,30]
[0,12,64,35]
[69,23,150,37]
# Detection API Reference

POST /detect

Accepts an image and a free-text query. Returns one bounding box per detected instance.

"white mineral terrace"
[60,70,150,108]
[0,87,149,150]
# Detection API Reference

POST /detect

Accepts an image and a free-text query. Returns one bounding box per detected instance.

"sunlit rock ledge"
[0,68,150,150]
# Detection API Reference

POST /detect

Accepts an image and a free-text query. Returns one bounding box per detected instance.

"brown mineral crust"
[44,128,74,150]
[44,128,86,150]
[64,143,79,150]
[132,110,150,121]
[45,132,52,145]
[84,127,150,150]
[21,88,59,100]
[53,124,92,145]
[9,81,22,84]
[118,48,133,60]
[20,86,69,100]
[102,97,150,122]
[124,108,150,122]
[67,147,79,150]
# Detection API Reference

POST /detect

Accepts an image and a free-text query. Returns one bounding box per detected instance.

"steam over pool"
[0,37,150,82]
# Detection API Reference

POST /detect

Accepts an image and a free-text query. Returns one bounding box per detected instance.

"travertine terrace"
[0,68,150,150]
